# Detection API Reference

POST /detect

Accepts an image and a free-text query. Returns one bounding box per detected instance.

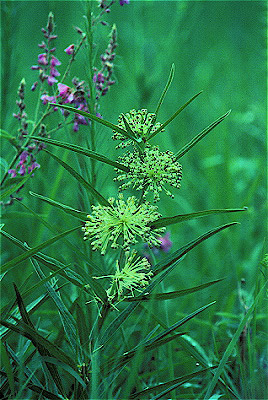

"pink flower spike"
[64,44,75,55]
[41,94,57,105]
[38,53,48,65]
[50,55,61,67]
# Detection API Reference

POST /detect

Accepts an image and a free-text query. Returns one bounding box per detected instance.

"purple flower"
[19,151,29,164]
[8,169,17,178]
[38,53,48,65]
[159,232,172,253]
[28,162,40,174]
[64,44,75,55]
[119,0,129,5]
[47,76,58,86]
[40,94,57,105]
[50,55,61,67]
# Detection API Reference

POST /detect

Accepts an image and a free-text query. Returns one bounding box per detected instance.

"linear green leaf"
[148,91,203,140]
[0,225,80,275]
[155,63,175,117]
[131,365,218,399]
[31,136,129,172]
[29,191,88,220]
[175,109,231,159]
[0,318,76,368]
[0,169,37,200]
[12,284,65,395]
[0,340,15,397]
[49,103,129,136]
[44,149,110,206]
[1,229,107,302]
[0,370,63,400]
[151,207,247,229]
[125,278,223,301]
[154,222,238,275]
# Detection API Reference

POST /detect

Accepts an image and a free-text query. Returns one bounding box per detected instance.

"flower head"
[82,194,165,255]
[64,44,75,55]
[104,251,153,302]
[114,145,182,201]
[112,109,164,148]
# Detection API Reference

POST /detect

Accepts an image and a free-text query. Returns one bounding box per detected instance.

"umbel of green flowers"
[114,145,182,202]
[82,194,165,255]
[112,109,164,147]
[96,251,153,302]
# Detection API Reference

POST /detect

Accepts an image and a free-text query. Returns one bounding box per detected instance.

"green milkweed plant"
[2,2,262,400]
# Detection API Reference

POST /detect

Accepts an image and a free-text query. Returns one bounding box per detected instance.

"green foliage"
[1,1,266,399]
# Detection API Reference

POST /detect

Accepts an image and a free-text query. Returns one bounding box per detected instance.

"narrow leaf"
[151,207,247,229]
[0,340,15,397]
[1,229,108,302]
[29,191,88,220]
[44,149,110,206]
[175,110,231,159]
[50,103,129,136]
[131,365,218,399]
[154,222,238,275]
[0,225,80,275]
[31,136,129,172]
[125,278,223,301]
[120,114,138,141]
[0,169,37,200]
[155,63,175,117]
[148,91,203,140]
[0,318,76,368]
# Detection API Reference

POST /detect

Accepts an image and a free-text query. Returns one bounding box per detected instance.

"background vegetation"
[1,1,267,399]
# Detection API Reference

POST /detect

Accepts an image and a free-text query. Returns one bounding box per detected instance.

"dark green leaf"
[44,149,110,206]
[151,207,247,229]
[130,365,218,399]
[148,91,203,140]
[125,278,223,301]
[0,169,37,200]
[31,136,129,172]
[49,103,129,136]
[29,191,88,220]
[0,225,80,275]
[175,110,231,159]
[0,318,76,368]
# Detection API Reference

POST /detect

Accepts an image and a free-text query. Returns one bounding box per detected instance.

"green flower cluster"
[114,145,182,202]
[82,194,165,255]
[105,251,153,301]
[112,109,163,148]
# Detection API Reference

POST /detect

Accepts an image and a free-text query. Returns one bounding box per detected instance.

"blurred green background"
[1,0,267,377]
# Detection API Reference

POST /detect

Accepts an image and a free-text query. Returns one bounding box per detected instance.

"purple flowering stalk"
[1,1,128,205]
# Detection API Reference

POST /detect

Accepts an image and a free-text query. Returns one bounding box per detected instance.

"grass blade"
[31,136,129,172]
[44,149,110,206]
[175,110,231,159]
[148,91,203,140]
[151,207,247,229]
[0,340,15,397]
